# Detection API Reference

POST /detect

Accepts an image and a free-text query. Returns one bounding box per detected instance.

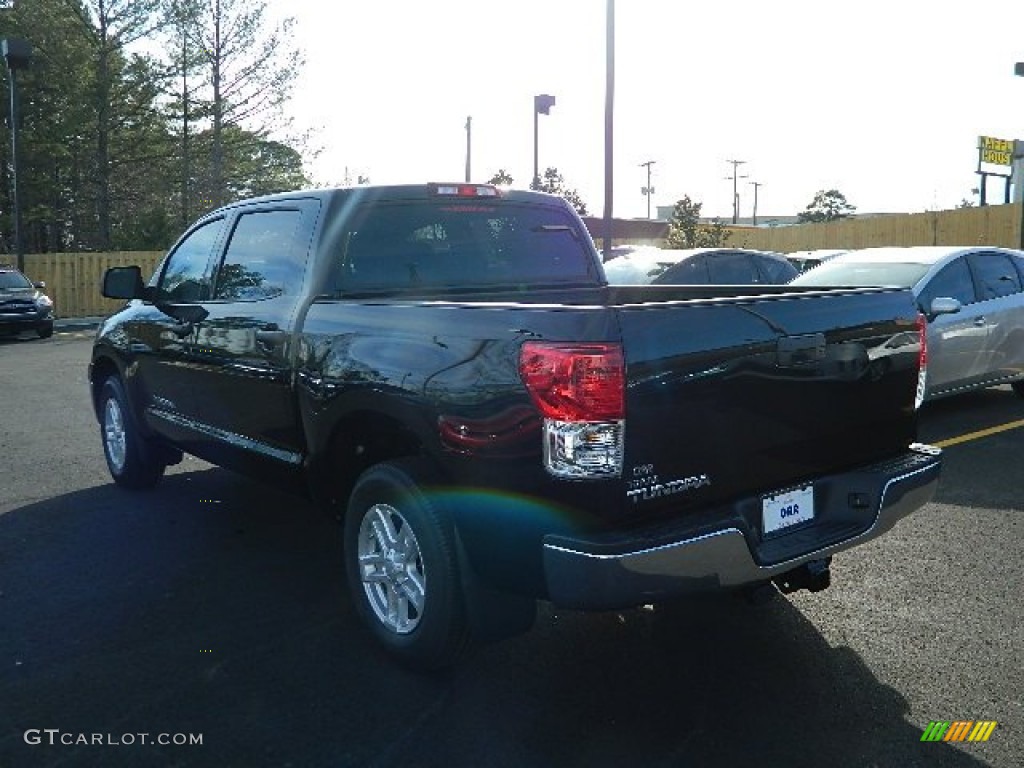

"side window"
[653,256,709,284]
[967,252,1023,301]
[214,209,304,301]
[919,257,975,309]
[156,218,224,302]
[707,252,757,283]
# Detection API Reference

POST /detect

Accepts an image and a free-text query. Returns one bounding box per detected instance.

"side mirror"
[102,266,145,300]
[33,281,46,290]
[928,296,961,318]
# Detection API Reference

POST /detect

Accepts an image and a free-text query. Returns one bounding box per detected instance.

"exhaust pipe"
[773,556,832,594]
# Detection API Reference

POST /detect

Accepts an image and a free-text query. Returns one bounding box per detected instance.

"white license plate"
[762,485,815,535]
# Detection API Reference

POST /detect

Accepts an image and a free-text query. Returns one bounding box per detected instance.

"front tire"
[1012,380,1024,398]
[99,377,166,490]
[344,459,469,669]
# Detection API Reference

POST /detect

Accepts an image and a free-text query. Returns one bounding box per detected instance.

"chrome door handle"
[255,329,286,345]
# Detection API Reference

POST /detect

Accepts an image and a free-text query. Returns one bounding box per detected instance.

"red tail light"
[519,342,624,421]
[915,313,928,409]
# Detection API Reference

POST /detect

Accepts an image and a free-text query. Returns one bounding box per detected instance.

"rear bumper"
[542,444,941,609]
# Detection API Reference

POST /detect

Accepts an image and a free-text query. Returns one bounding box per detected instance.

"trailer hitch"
[773,556,832,594]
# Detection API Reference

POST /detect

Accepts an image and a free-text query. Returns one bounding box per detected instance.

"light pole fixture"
[533,94,556,189]
[2,37,31,273]
[639,160,655,219]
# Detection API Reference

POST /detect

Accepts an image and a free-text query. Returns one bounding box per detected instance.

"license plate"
[762,485,814,535]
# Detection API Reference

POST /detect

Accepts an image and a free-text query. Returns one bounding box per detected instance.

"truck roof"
[212,183,569,213]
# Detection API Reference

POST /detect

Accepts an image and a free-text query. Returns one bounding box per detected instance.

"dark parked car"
[603,246,799,285]
[791,246,1024,401]
[0,267,54,339]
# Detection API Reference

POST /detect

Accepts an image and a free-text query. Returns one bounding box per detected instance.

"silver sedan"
[790,246,1024,402]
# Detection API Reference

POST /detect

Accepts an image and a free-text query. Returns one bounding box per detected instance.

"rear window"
[331,201,597,292]
[790,261,931,288]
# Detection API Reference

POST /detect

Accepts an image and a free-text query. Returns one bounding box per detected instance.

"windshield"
[0,271,33,290]
[790,261,931,289]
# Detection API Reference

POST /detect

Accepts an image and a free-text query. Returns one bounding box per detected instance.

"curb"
[54,317,104,332]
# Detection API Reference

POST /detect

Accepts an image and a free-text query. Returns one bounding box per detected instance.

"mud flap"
[453,531,537,643]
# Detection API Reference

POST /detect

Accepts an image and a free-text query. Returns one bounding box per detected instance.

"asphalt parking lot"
[1,331,1021,767]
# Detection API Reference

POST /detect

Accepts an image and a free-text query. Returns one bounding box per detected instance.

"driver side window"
[156,219,225,302]
[919,257,975,310]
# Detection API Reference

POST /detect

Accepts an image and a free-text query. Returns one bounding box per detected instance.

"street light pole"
[2,37,31,273]
[725,159,747,224]
[1015,63,1024,248]
[602,0,615,259]
[639,159,655,219]
[533,94,555,188]
[465,116,472,183]
[749,180,763,226]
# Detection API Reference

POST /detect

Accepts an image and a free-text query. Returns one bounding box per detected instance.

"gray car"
[790,246,1024,401]
[0,267,55,339]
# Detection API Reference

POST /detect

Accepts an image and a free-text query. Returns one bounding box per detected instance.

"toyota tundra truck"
[89,183,941,668]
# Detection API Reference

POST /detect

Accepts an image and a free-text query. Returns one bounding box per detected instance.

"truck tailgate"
[615,287,921,518]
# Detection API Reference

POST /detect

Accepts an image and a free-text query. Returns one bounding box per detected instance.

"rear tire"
[344,459,469,670]
[99,377,166,490]
[1012,380,1024,398]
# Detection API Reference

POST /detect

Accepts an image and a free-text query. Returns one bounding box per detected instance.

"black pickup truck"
[90,183,941,668]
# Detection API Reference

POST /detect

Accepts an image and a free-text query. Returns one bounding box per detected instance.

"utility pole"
[725,159,747,224]
[749,180,763,226]
[639,160,655,219]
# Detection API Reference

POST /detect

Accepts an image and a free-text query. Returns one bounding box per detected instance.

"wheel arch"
[89,354,122,421]
[310,408,435,519]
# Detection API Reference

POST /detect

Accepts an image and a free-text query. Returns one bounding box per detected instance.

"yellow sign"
[979,136,1014,166]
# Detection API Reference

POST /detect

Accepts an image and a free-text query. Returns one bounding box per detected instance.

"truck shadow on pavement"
[0,467,992,768]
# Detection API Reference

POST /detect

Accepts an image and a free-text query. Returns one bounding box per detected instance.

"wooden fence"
[5,202,1024,318]
[721,202,1022,252]
[12,251,164,319]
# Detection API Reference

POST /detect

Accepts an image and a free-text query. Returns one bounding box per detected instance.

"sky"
[263,0,1024,221]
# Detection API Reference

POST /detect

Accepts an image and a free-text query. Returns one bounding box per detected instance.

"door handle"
[255,327,287,352]
[255,329,286,344]
[973,317,987,327]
